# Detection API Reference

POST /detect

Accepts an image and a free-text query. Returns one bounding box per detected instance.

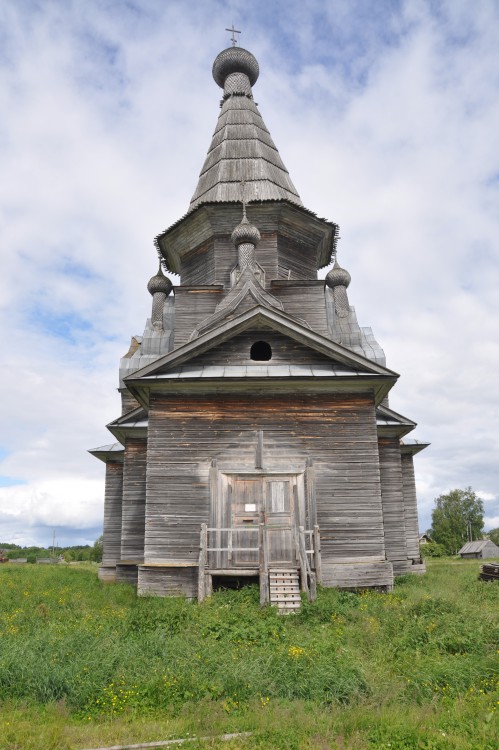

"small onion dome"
[212,47,259,89]
[231,215,261,247]
[325,261,351,289]
[147,265,172,296]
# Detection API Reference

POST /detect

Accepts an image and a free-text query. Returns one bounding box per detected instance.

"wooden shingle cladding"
[116,438,147,585]
[189,91,302,210]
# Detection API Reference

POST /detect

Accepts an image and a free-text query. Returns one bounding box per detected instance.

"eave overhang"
[376,404,417,438]
[155,200,339,274]
[88,443,124,464]
[400,438,430,455]
[106,406,148,444]
[126,372,395,411]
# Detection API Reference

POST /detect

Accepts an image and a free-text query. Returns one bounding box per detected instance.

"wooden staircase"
[269,568,302,613]
[198,523,320,607]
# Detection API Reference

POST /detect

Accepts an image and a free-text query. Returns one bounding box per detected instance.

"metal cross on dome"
[225,24,241,46]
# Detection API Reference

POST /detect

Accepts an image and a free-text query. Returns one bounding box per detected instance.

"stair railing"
[296,525,317,602]
[199,523,319,604]
[198,523,208,602]
[313,524,322,584]
[259,522,270,605]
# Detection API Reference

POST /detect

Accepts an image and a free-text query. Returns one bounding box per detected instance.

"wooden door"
[230,478,261,566]
[264,478,296,566]
[214,474,300,570]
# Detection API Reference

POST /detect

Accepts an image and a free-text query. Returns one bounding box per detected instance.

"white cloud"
[478,491,496,502]
[0,478,102,527]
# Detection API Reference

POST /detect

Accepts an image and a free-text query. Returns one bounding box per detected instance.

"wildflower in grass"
[222,695,240,713]
[288,645,306,658]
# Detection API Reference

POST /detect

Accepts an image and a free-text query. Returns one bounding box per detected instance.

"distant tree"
[429,487,484,555]
[487,528,499,546]
[90,535,103,563]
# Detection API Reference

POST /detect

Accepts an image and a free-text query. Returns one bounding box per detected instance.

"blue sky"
[1,0,499,546]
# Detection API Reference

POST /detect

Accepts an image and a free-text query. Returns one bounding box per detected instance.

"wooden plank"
[297,526,309,598]
[259,523,269,605]
[313,525,322,583]
[198,523,207,602]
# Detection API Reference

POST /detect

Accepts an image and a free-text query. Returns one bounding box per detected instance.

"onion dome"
[212,47,259,89]
[326,260,351,289]
[147,264,172,296]
[231,215,261,248]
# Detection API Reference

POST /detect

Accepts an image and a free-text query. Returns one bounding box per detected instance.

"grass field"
[0,559,498,749]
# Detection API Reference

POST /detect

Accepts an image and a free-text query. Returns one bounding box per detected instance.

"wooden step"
[271,595,301,603]
[268,567,301,613]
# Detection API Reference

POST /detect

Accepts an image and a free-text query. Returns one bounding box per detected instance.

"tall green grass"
[0,560,498,749]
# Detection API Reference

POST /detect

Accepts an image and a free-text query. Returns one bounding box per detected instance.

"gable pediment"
[124,307,397,403]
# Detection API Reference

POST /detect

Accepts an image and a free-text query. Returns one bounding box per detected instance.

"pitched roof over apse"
[189,46,303,211]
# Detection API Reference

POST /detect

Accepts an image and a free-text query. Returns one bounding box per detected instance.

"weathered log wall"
[138,391,387,596]
[120,389,142,416]
[116,438,147,585]
[378,437,412,575]
[174,288,223,347]
[271,282,329,336]
[401,453,423,563]
[98,460,123,582]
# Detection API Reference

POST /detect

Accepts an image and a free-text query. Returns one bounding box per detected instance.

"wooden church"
[90,41,428,609]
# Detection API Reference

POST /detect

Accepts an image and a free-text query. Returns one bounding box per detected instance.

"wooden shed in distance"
[458,540,499,559]
[90,42,429,610]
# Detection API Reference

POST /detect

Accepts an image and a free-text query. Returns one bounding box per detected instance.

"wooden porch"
[198,522,321,612]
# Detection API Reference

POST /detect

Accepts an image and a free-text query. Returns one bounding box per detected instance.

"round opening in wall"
[250,341,272,361]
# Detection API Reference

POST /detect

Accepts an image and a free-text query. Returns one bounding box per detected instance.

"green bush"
[420,541,447,558]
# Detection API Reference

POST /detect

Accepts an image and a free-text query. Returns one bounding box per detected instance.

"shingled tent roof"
[188,46,302,211]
